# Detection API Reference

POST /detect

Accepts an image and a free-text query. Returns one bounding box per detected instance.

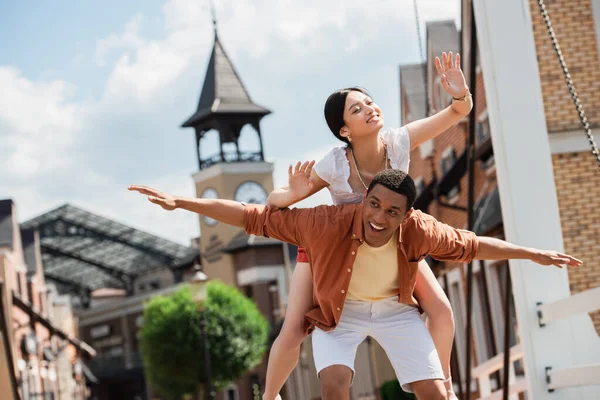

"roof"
[182,33,271,128]
[222,231,282,253]
[426,20,459,103]
[0,199,14,249]
[427,20,459,57]
[400,63,427,122]
[21,204,199,293]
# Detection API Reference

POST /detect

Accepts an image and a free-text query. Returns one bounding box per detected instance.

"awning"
[12,293,96,357]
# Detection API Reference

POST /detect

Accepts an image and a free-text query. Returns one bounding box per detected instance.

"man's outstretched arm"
[412,211,582,269]
[128,185,250,228]
[476,236,582,269]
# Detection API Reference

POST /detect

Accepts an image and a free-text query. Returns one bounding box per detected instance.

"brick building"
[400,0,600,396]
[1,199,96,400]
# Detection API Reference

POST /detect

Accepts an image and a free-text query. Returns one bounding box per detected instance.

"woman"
[264,52,471,400]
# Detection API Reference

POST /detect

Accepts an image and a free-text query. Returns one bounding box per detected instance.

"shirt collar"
[351,203,364,241]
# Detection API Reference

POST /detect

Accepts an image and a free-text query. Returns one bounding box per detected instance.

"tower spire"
[209,0,217,36]
[181,2,271,170]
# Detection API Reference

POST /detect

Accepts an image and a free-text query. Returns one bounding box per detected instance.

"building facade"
[400,0,600,397]
[1,199,96,400]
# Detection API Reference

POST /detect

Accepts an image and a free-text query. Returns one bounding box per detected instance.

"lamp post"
[189,265,216,400]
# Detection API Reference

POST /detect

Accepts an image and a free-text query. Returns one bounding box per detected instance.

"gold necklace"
[350,142,388,190]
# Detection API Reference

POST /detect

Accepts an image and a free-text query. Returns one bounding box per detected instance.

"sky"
[1,0,460,245]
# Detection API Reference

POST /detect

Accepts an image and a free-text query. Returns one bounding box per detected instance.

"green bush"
[139,283,269,399]
[379,379,416,400]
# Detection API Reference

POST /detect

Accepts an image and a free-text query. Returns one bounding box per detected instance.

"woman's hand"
[288,161,316,199]
[435,52,469,99]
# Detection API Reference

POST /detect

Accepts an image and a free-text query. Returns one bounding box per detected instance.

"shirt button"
[351,251,356,255]
[347,269,351,272]
[337,307,341,311]
[341,290,345,294]
[352,234,356,238]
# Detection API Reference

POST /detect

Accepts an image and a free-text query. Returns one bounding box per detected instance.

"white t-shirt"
[314,127,411,205]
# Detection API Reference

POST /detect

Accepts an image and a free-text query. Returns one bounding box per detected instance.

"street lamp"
[189,264,216,400]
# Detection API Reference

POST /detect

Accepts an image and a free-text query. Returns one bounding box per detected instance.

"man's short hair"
[366,170,417,211]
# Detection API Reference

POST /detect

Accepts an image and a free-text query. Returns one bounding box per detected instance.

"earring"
[348,135,353,143]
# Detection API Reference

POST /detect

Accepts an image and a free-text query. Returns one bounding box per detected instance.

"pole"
[502,266,512,400]
[200,311,216,400]
[464,2,478,399]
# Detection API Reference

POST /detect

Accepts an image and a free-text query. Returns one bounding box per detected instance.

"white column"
[472,0,600,398]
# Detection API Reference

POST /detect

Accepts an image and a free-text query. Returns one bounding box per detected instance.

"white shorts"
[312,296,444,393]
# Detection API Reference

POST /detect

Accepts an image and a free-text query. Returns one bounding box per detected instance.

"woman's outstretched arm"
[406,52,473,150]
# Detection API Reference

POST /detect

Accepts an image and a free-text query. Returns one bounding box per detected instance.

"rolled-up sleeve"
[408,211,479,263]
[431,226,479,263]
[244,204,312,246]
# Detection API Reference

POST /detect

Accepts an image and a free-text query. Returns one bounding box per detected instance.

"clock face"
[200,188,219,226]
[234,181,267,204]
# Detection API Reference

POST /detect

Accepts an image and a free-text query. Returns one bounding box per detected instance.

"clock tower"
[182,24,273,285]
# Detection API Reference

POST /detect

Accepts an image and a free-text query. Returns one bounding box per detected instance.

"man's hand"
[529,249,582,268]
[128,185,178,211]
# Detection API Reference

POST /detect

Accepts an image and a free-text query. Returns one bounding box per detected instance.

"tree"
[139,283,269,399]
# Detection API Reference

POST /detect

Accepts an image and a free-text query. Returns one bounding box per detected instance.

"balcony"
[199,151,263,170]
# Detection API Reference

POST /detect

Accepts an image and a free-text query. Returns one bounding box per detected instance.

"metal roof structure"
[22,204,198,295]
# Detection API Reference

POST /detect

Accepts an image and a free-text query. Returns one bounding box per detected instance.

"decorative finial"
[209,0,217,35]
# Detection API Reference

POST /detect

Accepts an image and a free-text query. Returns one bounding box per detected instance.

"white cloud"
[95,14,146,67]
[98,0,460,104]
[0,67,84,179]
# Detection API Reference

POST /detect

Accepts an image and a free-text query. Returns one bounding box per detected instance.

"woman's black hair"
[323,87,371,146]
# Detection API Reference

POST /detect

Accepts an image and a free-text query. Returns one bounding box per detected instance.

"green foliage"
[139,282,269,399]
[379,379,417,400]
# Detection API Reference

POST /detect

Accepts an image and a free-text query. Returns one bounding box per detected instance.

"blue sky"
[1,0,459,244]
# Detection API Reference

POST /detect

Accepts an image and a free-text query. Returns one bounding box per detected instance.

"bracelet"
[452,88,472,102]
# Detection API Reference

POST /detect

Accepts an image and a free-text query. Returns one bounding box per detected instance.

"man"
[129,170,580,400]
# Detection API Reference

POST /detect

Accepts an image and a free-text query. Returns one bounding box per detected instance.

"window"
[440,147,457,175]
[476,119,491,144]
[486,261,524,376]
[149,280,160,290]
[473,270,496,364]
[440,147,460,201]
[446,186,460,201]
[446,269,468,381]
